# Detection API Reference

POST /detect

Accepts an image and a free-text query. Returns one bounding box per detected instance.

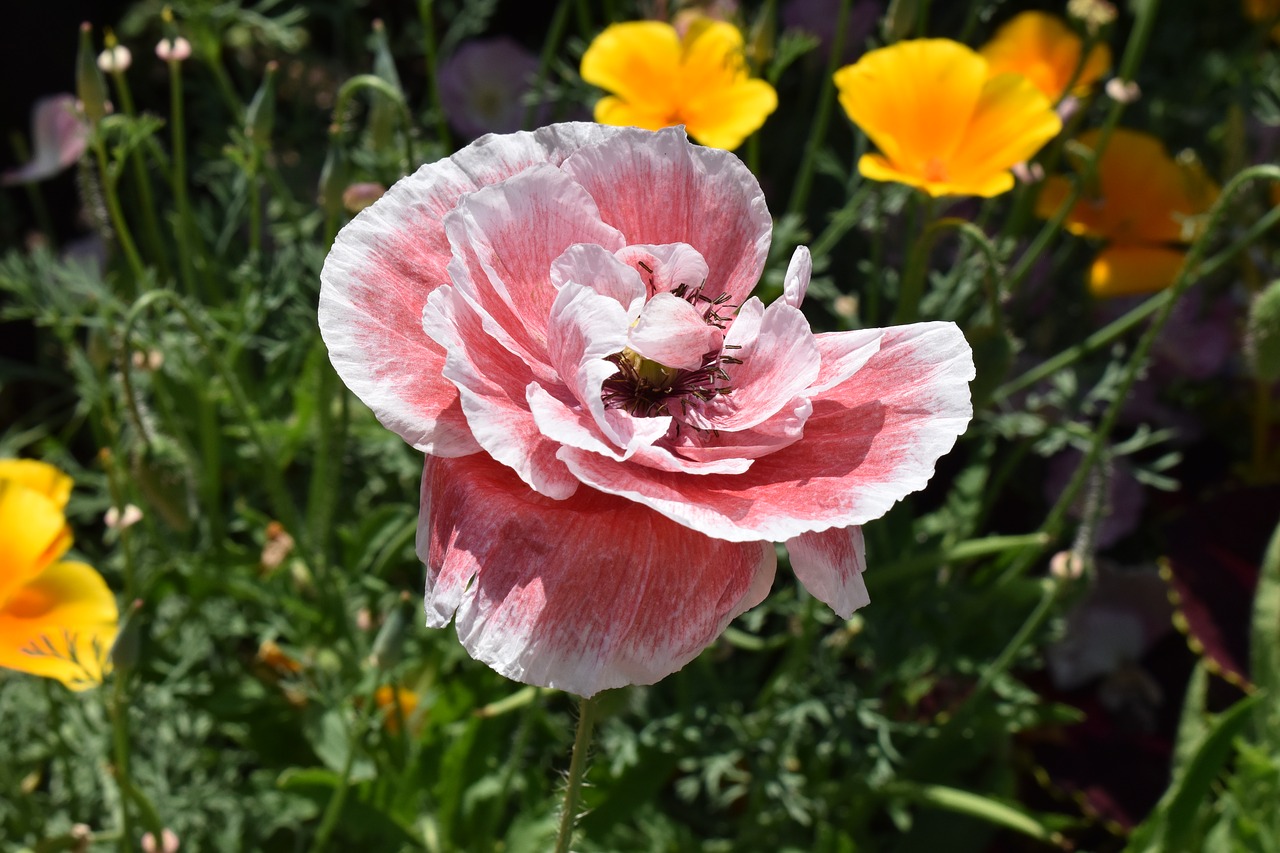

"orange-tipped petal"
[0,482,73,604]
[0,560,118,690]
[1089,245,1188,298]
[947,72,1061,191]
[835,39,989,179]
[0,459,73,509]
[979,11,1111,100]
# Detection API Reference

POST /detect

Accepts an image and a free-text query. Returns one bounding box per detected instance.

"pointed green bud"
[245,61,279,144]
[1245,280,1280,382]
[109,600,144,674]
[318,124,347,216]
[369,20,404,151]
[77,22,108,125]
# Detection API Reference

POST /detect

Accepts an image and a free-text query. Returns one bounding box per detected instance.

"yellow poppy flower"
[580,17,777,151]
[1036,128,1219,298]
[979,11,1111,101]
[0,461,118,691]
[834,39,1062,198]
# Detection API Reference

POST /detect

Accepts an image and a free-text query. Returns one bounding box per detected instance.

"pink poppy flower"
[2,95,88,186]
[319,123,974,696]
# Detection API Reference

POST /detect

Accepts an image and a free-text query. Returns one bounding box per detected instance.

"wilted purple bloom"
[436,38,547,139]
[782,0,882,63]
[2,95,88,186]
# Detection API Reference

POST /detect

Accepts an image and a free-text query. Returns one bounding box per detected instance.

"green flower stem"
[527,0,572,130]
[892,193,938,324]
[306,355,342,560]
[92,140,146,287]
[310,676,384,853]
[417,0,452,150]
[109,672,136,852]
[554,695,599,853]
[785,0,851,219]
[168,58,198,298]
[1004,0,1161,293]
[995,184,1280,401]
[108,67,168,278]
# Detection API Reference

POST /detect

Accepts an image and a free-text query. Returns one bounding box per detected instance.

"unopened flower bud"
[368,591,412,669]
[1011,161,1045,185]
[318,126,347,216]
[1104,78,1141,104]
[104,503,143,530]
[1049,550,1087,581]
[77,24,109,125]
[109,599,144,673]
[342,182,386,213]
[141,828,181,853]
[97,44,132,73]
[245,61,279,144]
[156,36,192,62]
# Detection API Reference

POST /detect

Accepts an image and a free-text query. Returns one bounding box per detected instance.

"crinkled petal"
[811,328,884,393]
[550,243,646,309]
[670,396,811,463]
[628,293,723,371]
[785,526,869,618]
[615,243,710,298]
[561,321,974,541]
[0,560,117,691]
[423,286,579,499]
[562,126,771,306]
[319,122,614,455]
[443,165,626,373]
[417,454,776,696]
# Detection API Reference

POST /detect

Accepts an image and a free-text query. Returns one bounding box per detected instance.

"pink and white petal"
[549,243,646,310]
[782,246,812,309]
[561,321,974,541]
[418,454,777,696]
[670,395,811,463]
[423,287,578,499]
[528,383,672,461]
[562,126,772,305]
[628,294,724,370]
[546,281,670,455]
[615,243,710,297]
[1,95,87,185]
[443,165,625,370]
[319,123,618,454]
[692,300,819,432]
[785,526,869,618]
[810,328,884,393]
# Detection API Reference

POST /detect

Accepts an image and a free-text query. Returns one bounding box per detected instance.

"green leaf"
[885,782,1061,844]
[1250,517,1280,735]
[1170,659,1211,783]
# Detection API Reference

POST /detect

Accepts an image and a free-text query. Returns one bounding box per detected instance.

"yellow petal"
[835,39,989,181]
[858,153,1014,198]
[0,460,73,509]
[0,560,118,690]
[593,95,680,132]
[1089,245,1188,298]
[581,22,682,119]
[979,11,1110,99]
[683,78,778,150]
[0,481,73,604]
[679,18,747,91]
[947,72,1061,190]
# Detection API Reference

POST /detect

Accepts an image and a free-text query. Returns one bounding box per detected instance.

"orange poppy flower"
[979,11,1112,101]
[373,684,420,734]
[1036,128,1219,297]
[0,461,118,690]
[580,17,777,151]
[834,39,1062,197]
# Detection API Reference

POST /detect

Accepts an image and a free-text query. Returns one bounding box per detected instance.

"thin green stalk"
[168,58,198,297]
[108,67,168,277]
[1004,0,1161,292]
[418,0,452,149]
[306,356,341,560]
[93,141,146,286]
[554,695,598,853]
[786,0,852,218]
[109,673,135,852]
[526,0,572,130]
[309,677,384,853]
[892,193,937,323]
